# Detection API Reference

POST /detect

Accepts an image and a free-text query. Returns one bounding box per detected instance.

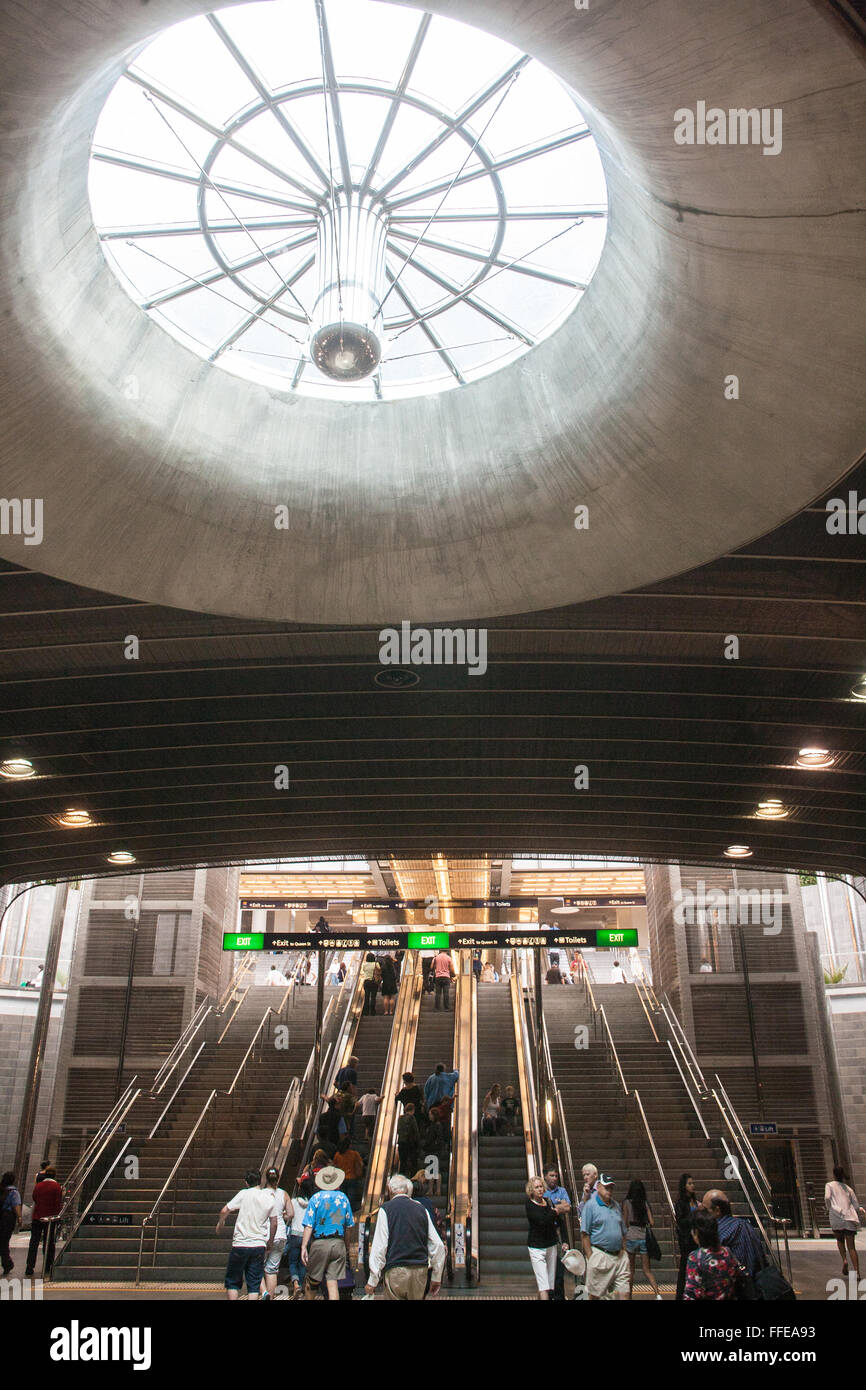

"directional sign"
[749,1122,778,1136]
[83,1214,133,1225]
[223,928,639,951]
[240,895,645,910]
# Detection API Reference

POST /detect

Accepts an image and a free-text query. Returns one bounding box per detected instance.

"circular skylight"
[89,0,608,402]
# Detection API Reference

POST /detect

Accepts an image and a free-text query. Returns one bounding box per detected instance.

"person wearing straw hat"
[301,1166,355,1301]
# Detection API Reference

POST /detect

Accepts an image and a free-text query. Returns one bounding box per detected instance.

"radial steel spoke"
[291,357,307,390]
[377,56,530,200]
[100,216,318,240]
[126,70,323,204]
[209,255,316,360]
[315,0,353,193]
[384,269,465,385]
[141,230,316,309]
[359,13,432,196]
[388,227,586,288]
[206,12,332,191]
[91,149,313,212]
[385,245,535,346]
[387,128,592,210]
[390,209,607,223]
[128,243,308,339]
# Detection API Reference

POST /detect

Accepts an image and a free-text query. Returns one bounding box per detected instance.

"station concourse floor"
[10,1231,862,1301]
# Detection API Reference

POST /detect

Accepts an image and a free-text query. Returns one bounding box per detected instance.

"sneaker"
[655,1294,663,1300]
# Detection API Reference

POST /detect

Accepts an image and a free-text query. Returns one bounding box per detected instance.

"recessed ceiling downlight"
[107,850,137,864]
[851,677,866,701]
[755,799,789,820]
[55,808,93,828]
[724,844,753,859]
[796,747,835,769]
[1,757,35,779]
[88,0,608,404]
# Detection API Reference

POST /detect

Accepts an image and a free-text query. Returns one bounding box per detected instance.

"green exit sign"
[223,932,264,951]
[407,931,450,950]
[596,928,638,949]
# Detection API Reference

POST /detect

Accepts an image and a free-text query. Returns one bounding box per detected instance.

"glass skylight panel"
[90,0,608,403]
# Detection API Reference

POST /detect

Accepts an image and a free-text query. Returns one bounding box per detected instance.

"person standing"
[683,1212,738,1300]
[266,964,290,986]
[525,1175,567,1300]
[333,1137,365,1210]
[545,956,563,985]
[379,953,399,1016]
[261,1166,292,1301]
[622,1178,662,1299]
[25,1164,63,1277]
[824,1165,866,1279]
[335,1056,359,1096]
[610,959,627,984]
[481,1084,502,1136]
[419,947,436,995]
[472,951,483,983]
[433,948,455,1011]
[674,1172,699,1300]
[216,1169,278,1302]
[395,1072,426,1134]
[0,1172,22,1276]
[501,1085,521,1137]
[424,1062,459,1111]
[397,1104,421,1177]
[423,1107,449,1195]
[578,1162,598,1216]
[301,1166,355,1301]
[359,952,379,1015]
[287,1193,307,1299]
[580,1173,630,1300]
[365,1174,445,1300]
[544,1167,572,1301]
[356,1089,383,1143]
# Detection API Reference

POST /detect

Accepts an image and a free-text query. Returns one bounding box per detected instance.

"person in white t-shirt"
[217,1169,279,1301]
[825,1165,866,1279]
[287,1194,308,1298]
[610,960,627,984]
[262,1166,293,1300]
[266,964,291,986]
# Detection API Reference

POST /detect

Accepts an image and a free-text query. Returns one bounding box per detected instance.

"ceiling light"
[55,808,93,828]
[724,844,753,859]
[851,677,866,701]
[755,799,789,819]
[1,757,35,779]
[107,850,136,865]
[796,747,835,769]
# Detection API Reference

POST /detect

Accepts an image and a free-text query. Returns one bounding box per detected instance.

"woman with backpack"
[622,1178,662,1299]
[825,1164,866,1279]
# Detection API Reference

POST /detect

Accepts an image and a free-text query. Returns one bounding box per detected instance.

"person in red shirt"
[26,1165,63,1277]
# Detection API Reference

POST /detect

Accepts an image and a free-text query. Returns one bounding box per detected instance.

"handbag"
[645,1224,661,1263]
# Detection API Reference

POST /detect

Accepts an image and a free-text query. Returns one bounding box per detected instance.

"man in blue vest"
[364,1173,446,1300]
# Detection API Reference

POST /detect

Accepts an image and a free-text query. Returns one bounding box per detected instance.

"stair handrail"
[135,1088,217,1286]
[50,1136,135,1277]
[224,1000,286,1098]
[597,1005,629,1096]
[360,954,422,1219]
[661,992,708,1093]
[150,999,212,1095]
[296,954,366,1180]
[261,1078,302,1174]
[712,1073,772,1197]
[53,1085,141,1256]
[147,1039,208,1140]
[215,950,257,1016]
[633,975,660,1042]
[665,1040,711,1141]
[709,1090,782,1270]
[61,1076,139,1197]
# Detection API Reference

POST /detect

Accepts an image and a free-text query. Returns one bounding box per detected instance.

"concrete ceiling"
[1,454,864,886]
[0,0,864,621]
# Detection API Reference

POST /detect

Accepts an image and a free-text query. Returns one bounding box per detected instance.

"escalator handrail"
[295,953,365,1179]
[358,952,422,1222]
[511,969,544,1176]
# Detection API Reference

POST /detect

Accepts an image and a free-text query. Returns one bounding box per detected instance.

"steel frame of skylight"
[90,1,607,397]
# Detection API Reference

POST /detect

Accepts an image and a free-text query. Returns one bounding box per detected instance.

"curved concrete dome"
[0,0,864,622]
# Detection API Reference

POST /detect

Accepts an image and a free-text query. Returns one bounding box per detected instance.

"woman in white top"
[482,1084,502,1135]
[825,1165,866,1278]
[262,1167,292,1300]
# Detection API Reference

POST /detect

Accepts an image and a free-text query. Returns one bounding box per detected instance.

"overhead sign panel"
[239,895,645,910]
[223,928,640,951]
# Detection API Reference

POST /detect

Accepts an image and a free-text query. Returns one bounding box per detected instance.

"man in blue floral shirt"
[301,1166,355,1300]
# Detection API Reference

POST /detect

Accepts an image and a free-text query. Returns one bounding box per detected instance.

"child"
[501,1085,521,1137]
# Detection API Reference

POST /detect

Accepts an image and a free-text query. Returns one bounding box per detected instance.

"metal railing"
[710,1081,792,1280]
[150,998,211,1094]
[523,952,579,1248]
[50,1083,142,1276]
[261,1079,302,1175]
[447,955,476,1283]
[135,1088,218,1285]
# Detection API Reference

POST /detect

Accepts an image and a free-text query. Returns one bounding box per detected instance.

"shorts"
[627,1237,647,1254]
[586,1247,630,1298]
[264,1238,287,1274]
[306,1235,348,1285]
[528,1245,558,1292]
[225,1245,266,1294]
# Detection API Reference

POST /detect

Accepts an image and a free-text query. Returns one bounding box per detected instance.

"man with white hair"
[364,1174,446,1300]
[578,1163,599,1216]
